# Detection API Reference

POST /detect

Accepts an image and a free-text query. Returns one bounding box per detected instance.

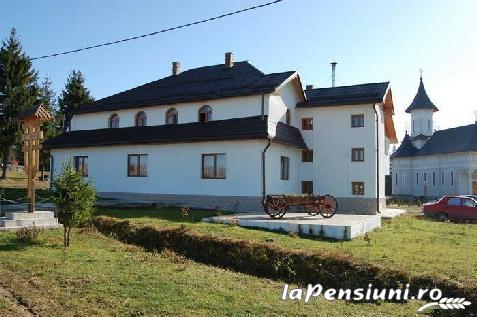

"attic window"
[286,109,291,125]
[199,105,212,122]
[302,118,313,130]
[351,115,364,128]
[109,114,120,128]
[166,108,178,124]
[135,111,147,127]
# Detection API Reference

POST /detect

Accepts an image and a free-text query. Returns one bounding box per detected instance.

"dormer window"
[135,111,147,127]
[109,114,120,128]
[166,108,178,124]
[199,105,212,122]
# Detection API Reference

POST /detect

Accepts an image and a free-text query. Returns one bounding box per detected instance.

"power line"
[30,0,284,61]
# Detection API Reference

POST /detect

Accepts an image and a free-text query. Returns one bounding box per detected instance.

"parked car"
[423,195,477,220]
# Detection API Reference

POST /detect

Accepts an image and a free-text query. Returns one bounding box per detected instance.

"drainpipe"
[373,104,381,213]
[260,94,265,120]
[49,154,54,190]
[262,139,272,200]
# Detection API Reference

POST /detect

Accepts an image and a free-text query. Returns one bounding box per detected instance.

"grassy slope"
[97,208,477,288]
[0,170,49,190]
[0,230,425,316]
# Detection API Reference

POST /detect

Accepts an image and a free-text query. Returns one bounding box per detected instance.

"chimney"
[474,110,477,124]
[225,52,234,68]
[330,62,337,87]
[306,84,314,90]
[172,61,180,76]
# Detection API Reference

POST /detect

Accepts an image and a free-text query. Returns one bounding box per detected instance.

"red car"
[423,196,477,220]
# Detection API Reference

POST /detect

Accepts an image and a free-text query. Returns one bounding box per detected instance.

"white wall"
[51,140,267,197]
[70,95,264,131]
[298,104,388,199]
[56,76,312,197]
[410,109,434,137]
[392,152,477,197]
[265,143,301,195]
[266,80,302,137]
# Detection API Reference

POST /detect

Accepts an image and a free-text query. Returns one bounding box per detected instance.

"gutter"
[373,104,381,213]
[261,139,272,200]
[261,94,265,120]
[49,154,54,190]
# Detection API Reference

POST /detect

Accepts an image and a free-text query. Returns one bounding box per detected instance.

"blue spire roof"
[405,77,438,113]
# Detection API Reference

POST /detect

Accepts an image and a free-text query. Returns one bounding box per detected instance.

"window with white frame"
[166,108,178,124]
[73,156,88,177]
[201,153,226,179]
[135,111,147,127]
[280,156,290,180]
[128,154,148,177]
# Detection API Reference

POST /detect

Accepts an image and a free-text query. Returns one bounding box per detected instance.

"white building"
[45,53,397,214]
[392,77,477,198]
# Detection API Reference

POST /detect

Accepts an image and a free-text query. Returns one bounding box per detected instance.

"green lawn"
[97,207,477,289]
[0,229,426,316]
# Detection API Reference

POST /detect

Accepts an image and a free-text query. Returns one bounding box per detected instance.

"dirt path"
[0,285,35,317]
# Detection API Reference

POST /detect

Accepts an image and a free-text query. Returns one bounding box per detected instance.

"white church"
[45,53,398,214]
[391,77,477,198]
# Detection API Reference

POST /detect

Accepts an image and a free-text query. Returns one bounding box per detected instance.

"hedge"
[93,216,476,309]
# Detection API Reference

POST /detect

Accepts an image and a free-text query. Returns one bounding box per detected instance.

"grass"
[0,170,49,190]
[0,229,426,316]
[0,298,9,310]
[97,207,477,289]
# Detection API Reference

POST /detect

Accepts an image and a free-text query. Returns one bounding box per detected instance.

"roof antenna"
[419,68,423,81]
[331,62,337,87]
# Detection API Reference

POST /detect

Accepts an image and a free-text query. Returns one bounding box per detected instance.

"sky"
[1,0,476,142]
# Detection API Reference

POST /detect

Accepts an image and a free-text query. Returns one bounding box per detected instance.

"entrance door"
[473,181,477,195]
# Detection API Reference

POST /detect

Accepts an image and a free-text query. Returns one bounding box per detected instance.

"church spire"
[405,75,439,113]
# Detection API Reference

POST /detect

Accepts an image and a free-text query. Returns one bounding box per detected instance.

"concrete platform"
[203,213,381,240]
[380,208,407,220]
[0,210,62,231]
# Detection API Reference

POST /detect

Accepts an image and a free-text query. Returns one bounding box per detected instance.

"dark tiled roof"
[43,116,307,150]
[298,82,389,107]
[73,62,296,114]
[390,134,417,158]
[392,124,477,158]
[17,104,43,119]
[405,77,438,113]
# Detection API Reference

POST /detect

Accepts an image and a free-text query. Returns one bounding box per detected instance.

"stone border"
[98,192,383,215]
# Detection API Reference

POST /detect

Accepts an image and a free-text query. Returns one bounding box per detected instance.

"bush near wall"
[93,216,476,308]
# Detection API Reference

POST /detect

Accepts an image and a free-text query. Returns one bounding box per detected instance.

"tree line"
[0,28,94,179]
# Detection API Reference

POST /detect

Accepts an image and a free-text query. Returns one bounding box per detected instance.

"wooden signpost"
[17,104,53,213]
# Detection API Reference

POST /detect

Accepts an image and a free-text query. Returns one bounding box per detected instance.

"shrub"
[180,207,190,218]
[50,163,96,247]
[15,225,42,244]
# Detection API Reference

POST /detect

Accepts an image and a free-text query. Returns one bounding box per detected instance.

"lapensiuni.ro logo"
[281,284,472,312]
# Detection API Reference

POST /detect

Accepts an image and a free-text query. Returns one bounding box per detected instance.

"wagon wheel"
[319,195,338,218]
[305,204,320,216]
[265,199,287,218]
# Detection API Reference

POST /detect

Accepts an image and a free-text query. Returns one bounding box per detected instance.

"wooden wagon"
[262,194,338,219]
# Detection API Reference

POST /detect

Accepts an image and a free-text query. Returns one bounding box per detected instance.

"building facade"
[392,77,477,198]
[45,53,397,214]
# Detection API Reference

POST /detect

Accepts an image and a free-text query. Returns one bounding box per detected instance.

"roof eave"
[72,89,277,115]
[296,99,383,108]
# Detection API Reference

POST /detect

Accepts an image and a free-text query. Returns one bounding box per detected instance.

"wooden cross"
[17,105,53,213]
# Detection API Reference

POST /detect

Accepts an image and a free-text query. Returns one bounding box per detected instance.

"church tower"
[405,75,438,149]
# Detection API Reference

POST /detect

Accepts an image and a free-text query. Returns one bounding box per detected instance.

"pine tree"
[0,28,39,179]
[39,77,59,179]
[57,70,94,131]
[39,76,59,137]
